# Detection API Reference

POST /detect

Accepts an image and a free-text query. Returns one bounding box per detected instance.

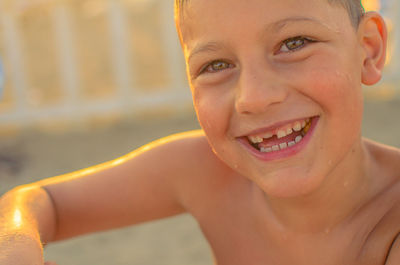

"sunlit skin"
[175,0,400,263]
[182,0,366,199]
[1,0,400,265]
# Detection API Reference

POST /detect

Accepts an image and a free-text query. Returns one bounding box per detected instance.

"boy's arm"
[0,130,206,256]
[37,130,203,241]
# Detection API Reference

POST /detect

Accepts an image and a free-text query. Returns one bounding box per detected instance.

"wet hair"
[329,0,365,27]
[175,0,365,28]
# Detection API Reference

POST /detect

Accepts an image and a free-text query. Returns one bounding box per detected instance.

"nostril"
[235,95,268,115]
[235,96,283,115]
[235,85,289,115]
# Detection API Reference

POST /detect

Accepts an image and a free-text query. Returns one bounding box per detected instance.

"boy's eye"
[200,60,233,75]
[279,36,315,53]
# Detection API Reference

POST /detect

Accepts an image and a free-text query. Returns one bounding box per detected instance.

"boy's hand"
[0,186,57,265]
[0,233,44,265]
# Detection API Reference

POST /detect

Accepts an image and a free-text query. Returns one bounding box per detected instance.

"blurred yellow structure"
[0,0,398,132]
[361,0,400,101]
[0,0,190,132]
[362,0,380,11]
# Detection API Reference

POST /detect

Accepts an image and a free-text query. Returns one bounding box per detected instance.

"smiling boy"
[1,0,400,264]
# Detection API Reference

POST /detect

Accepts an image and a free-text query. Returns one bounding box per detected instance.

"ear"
[358,12,387,86]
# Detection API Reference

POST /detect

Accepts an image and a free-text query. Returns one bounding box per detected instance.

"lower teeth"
[258,120,311,153]
[260,135,303,153]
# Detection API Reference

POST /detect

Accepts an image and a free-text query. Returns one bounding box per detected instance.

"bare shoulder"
[363,138,400,177]
[144,129,225,171]
[363,140,400,264]
[382,189,400,265]
[151,129,213,158]
[152,130,238,206]
[363,138,400,217]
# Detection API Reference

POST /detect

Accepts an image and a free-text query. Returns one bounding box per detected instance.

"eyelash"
[197,36,316,76]
[198,60,233,76]
[279,36,316,53]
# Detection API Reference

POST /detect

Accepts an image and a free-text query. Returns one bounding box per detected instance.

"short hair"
[329,0,365,27]
[175,0,365,28]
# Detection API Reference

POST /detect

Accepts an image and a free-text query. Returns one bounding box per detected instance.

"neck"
[257,139,379,234]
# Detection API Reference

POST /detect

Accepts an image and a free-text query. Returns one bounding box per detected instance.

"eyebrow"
[187,16,330,64]
[267,16,327,33]
[187,42,226,64]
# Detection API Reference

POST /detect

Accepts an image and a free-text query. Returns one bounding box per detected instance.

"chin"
[252,169,326,199]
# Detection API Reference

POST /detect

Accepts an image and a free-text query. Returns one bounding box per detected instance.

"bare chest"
[190,195,399,265]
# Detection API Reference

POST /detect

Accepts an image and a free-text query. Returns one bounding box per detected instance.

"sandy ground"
[0,99,400,265]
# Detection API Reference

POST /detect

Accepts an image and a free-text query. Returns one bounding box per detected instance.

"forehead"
[178,0,351,48]
[179,0,340,17]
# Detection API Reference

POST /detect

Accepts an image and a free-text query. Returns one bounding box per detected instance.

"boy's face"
[178,0,367,197]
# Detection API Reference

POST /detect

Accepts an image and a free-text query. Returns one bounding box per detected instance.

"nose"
[235,65,288,115]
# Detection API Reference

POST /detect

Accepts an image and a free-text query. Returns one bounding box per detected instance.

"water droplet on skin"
[206,120,214,129]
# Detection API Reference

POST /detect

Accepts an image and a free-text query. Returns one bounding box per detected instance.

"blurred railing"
[0,0,190,130]
[380,0,400,82]
[0,0,398,131]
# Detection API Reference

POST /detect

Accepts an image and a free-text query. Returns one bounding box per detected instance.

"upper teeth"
[249,135,263,143]
[293,122,302,132]
[248,118,310,144]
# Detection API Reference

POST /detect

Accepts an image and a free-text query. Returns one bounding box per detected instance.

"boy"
[1,0,400,264]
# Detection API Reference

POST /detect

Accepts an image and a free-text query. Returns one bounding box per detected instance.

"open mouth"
[246,117,315,153]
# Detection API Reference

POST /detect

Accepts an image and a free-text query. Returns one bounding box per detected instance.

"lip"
[237,116,319,161]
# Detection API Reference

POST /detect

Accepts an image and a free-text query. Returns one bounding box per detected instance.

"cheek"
[301,64,364,155]
[193,88,230,138]
[302,60,363,118]
[196,102,219,136]
[193,87,242,165]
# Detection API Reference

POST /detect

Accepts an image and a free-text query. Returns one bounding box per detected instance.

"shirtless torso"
[177,134,400,265]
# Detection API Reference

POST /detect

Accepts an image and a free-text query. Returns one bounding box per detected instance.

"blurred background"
[0,0,398,264]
